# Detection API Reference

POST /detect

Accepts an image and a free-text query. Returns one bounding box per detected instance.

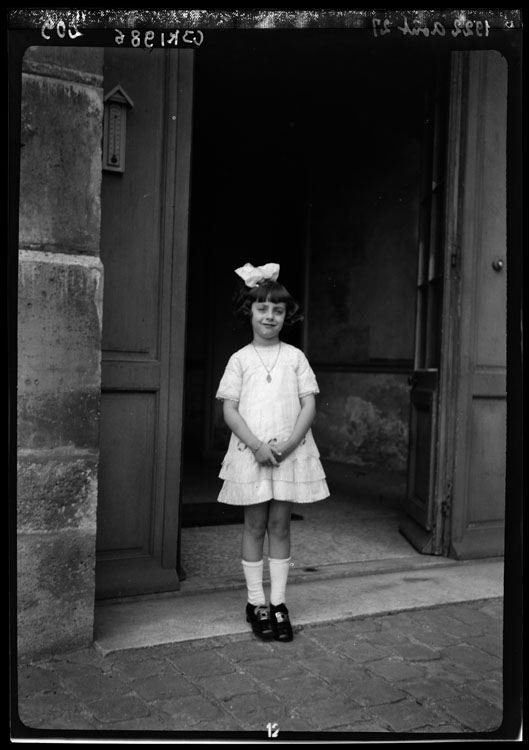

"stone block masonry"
[17,253,104,659]
[16,45,104,661]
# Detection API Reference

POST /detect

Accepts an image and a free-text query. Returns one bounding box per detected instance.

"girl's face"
[250,300,286,344]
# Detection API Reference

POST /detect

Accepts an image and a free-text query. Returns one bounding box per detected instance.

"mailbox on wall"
[102,85,134,173]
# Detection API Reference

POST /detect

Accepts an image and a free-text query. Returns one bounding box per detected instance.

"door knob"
[492,259,504,272]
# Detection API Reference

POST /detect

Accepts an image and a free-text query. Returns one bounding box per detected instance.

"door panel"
[96,48,193,597]
[97,393,156,554]
[100,54,166,357]
[468,395,507,521]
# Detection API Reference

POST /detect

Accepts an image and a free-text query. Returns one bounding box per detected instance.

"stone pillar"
[17,47,104,660]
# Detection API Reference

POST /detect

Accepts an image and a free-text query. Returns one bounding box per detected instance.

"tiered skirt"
[217,437,330,506]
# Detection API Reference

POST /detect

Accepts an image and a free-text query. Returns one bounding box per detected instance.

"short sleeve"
[296,351,320,397]
[216,354,242,401]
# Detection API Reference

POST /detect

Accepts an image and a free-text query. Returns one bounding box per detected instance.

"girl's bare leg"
[242,502,269,562]
[267,499,292,559]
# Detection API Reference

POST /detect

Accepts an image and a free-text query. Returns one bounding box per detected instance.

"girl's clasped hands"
[254,438,292,467]
[253,439,292,468]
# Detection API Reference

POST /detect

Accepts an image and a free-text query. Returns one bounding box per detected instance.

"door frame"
[429,51,469,555]
[156,50,194,572]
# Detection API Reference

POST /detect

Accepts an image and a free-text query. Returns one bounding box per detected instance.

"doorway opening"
[180,31,443,589]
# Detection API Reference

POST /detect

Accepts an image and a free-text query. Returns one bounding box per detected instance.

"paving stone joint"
[14,599,515,738]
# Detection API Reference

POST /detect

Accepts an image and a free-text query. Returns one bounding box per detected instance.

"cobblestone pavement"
[14,598,513,741]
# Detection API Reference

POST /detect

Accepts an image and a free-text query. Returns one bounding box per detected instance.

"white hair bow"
[235,263,280,288]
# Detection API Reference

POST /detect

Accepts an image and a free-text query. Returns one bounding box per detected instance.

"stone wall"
[17,46,104,660]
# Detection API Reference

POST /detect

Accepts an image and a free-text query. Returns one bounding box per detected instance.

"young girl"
[215,262,329,642]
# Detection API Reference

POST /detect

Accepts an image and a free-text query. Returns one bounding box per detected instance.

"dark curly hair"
[232,279,304,328]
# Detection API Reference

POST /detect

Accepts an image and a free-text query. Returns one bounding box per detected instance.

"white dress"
[215,342,330,506]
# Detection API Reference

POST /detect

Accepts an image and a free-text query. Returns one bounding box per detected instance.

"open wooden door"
[400,61,449,555]
[96,48,193,598]
[401,50,507,559]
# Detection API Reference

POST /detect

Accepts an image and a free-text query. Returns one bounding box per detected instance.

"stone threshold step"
[94,558,504,655]
[98,555,491,606]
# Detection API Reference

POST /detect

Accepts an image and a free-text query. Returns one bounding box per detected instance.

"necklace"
[252,342,281,382]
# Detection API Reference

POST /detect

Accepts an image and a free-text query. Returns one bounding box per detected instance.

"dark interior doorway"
[180,30,441,585]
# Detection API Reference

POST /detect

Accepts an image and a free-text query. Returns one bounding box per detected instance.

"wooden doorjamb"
[158,50,194,570]
[430,51,469,556]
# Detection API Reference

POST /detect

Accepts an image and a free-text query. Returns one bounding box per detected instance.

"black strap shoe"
[270,603,294,642]
[246,603,274,640]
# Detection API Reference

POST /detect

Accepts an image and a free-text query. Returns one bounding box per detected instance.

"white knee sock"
[242,559,266,606]
[269,556,291,606]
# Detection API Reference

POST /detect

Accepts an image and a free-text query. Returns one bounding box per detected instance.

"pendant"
[267,374,272,383]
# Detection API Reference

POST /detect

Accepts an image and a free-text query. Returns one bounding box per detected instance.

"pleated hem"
[217,479,330,506]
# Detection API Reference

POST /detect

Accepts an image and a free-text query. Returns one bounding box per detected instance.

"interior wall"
[307,141,420,364]
[306,104,422,471]
[184,33,434,474]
